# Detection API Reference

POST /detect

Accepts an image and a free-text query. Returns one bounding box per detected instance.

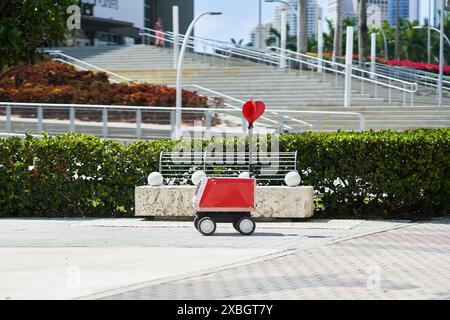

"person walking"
[155,17,165,48]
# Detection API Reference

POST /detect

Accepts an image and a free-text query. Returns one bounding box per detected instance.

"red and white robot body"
[192,99,266,236]
[193,177,257,236]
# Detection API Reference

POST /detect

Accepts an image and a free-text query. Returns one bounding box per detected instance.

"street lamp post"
[428,0,432,64]
[265,0,296,17]
[438,0,445,107]
[265,0,295,68]
[174,11,222,139]
[259,0,262,49]
[265,0,297,46]
[414,26,450,51]
[280,9,287,68]
[379,25,388,60]
[414,23,449,106]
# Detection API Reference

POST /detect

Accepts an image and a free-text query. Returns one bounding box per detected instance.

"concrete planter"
[135,185,314,218]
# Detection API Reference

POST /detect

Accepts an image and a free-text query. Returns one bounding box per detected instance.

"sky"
[195,0,431,43]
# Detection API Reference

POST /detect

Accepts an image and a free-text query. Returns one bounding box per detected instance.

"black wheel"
[232,220,239,232]
[198,217,216,236]
[236,217,256,235]
[194,216,200,230]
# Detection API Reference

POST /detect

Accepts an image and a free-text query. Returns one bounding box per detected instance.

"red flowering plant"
[0,60,209,107]
[349,54,450,76]
[378,59,450,75]
[0,60,212,125]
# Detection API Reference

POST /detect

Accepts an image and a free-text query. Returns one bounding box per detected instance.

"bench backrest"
[159,151,297,185]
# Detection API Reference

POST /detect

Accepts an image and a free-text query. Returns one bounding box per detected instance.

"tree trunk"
[332,0,343,61]
[358,0,368,66]
[395,0,400,60]
[298,0,308,54]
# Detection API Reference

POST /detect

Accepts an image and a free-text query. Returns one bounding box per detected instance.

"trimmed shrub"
[280,130,450,219]
[0,60,208,107]
[0,130,449,219]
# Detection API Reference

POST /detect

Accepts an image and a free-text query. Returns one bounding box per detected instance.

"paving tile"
[102,220,450,300]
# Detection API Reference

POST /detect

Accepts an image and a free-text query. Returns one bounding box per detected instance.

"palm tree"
[266,26,297,51]
[323,19,335,53]
[230,38,244,46]
[400,20,427,61]
[394,0,399,60]
[298,0,308,54]
[332,0,343,62]
[358,0,368,66]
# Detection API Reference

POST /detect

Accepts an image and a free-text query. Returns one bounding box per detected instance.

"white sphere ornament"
[284,171,301,187]
[191,170,207,186]
[239,172,250,178]
[147,172,163,186]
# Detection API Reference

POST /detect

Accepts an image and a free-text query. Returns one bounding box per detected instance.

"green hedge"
[0,129,449,219]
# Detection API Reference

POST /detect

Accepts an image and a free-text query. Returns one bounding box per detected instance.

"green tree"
[323,19,335,53]
[358,0,368,66]
[0,0,75,75]
[298,0,308,54]
[266,26,297,52]
[394,0,400,59]
[230,38,244,46]
[400,20,427,61]
[332,0,343,61]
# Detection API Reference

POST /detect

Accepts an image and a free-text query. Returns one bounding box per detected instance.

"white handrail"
[48,52,244,111]
[140,28,279,65]
[0,101,365,131]
[51,58,121,84]
[139,28,231,60]
[366,61,450,90]
[52,58,89,72]
[267,46,346,68]
[268,47,418,93]
[141,29,418,96]
[182,84,313,128]
[46,51,135,83]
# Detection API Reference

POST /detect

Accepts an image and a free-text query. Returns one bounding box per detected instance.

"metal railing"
[180,84,313,129]
[43,52,314,131]
[139,28,279,66]
[364,61,450,92]
[267,47,418,106]
[45,51,134,84]
[0,102,366,140]
[140,29,420,106]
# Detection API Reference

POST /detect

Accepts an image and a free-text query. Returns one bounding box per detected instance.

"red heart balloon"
[242,100,266,126]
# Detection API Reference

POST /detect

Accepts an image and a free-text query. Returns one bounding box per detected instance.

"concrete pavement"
[0,218,448,300]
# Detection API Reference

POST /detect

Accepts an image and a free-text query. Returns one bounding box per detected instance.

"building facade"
[327,0,389,28]
[327,0,357,26]
[250,22,274,49]
[365,0,389,27]
[388,0,420,25]
[273,0,321,38]
[67,0,193,46]
[144,0,194,34]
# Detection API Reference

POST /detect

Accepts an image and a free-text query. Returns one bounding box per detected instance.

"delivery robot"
[192,100,265,236]
[193,177,257,236]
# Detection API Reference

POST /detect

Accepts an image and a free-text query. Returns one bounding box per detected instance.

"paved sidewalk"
[99,219,450,300]
[1,218,449,299]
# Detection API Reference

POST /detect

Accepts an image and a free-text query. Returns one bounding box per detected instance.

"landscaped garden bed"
[0,61,221,125]
[0,130,448,219]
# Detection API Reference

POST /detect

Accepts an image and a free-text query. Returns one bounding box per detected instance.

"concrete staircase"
[54,45,450,131]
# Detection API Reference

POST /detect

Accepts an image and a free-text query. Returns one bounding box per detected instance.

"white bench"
[135,151,314,219]
[135,185,314,218]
